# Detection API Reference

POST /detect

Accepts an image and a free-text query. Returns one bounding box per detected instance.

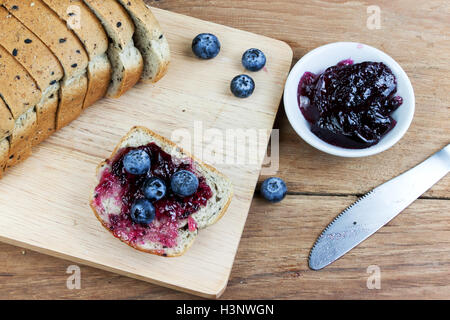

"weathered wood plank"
[2,196,448,299]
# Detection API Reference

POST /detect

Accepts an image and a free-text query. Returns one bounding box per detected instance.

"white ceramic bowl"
[283,42,415,157]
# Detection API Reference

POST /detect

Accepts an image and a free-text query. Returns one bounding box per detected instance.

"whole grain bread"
[0,137,9,177]
[2,0,90,129]
[42,0,112,108]
[0,45,41,119]
[90,126,233,257]
[7,107,37,168]
[116,0,170,83]
[83,0,143,98]
[0,97,14,141]
[0,7,63,91]
[0,7,63,145]
[0,42,41,170]
[33,89,59,146]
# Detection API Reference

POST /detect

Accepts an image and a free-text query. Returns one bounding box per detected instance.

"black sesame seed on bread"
[42,0,112,109]
[2,0,90,129]
[0,0,170,177]
[116,0,170,83]
[0,6,63,145]
[83,0,143,98]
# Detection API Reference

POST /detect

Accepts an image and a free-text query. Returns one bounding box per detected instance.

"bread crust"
[0,45,41,119]
[0,7,62,146]
[83,0,135,49]
[117,0,170,83]
[42,0,109,60]
[0,138,9,177]
[0,6,63,91]
[83,57,112,108]
[9,108,37,149]
[3,0,89,78]
[83,0,143,98]
[6,139,32,168]
[7,107,37,168]
[0,98,14,141]
[3,0,90,131]
[113,58,143,98]
[56,74,87,129]
[32,92,59,146]
[90,126,233,256]
[42,0,112,108]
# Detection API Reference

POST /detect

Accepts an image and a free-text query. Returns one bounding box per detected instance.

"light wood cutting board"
[0,7,292,298]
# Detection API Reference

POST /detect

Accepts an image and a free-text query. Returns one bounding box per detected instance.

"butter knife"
[309,144,450,270]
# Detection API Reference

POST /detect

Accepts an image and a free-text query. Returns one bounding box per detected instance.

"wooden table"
[1,0,449,299]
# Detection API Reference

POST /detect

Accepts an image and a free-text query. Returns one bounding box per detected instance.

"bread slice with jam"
[90,126,233,257]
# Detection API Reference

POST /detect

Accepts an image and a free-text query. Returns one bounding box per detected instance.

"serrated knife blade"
[309,144,450,270]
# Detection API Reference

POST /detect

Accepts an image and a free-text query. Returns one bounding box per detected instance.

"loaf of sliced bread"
[83,0,143,98]
[0,7,63,146]
[90,126,233,256]
[2,0,90,130]
[42,0,112,109]
[116,0,170,83]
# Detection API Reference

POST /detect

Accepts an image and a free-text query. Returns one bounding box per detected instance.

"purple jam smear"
[298,60,403,149]
[93,143,213,248]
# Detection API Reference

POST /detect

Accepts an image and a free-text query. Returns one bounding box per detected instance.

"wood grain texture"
[1,0,449,299]
[1,197,448,299]
[0,7,292,298]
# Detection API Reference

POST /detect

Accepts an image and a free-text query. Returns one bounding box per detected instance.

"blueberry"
[242,48,266,72]
[261,177,287,203]
[171,170,199,197]
[143,177,167,201]
[123,149,151,175]
[230,74,255,98]
[130,199,155,224]
[192,33,221,59]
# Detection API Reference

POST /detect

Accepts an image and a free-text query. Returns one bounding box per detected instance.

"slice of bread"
[0,45,41,119]
[7,107,37,168]
[0,6,63,91]
[3,0,90,129]
[0,97,14,141]
[90,126,233,257]
[42,0,112,109]
[0,7,63,145]
[33,89,59,146]
[83,0,143,98]
[0,43,41,168]
[116,0,170,83]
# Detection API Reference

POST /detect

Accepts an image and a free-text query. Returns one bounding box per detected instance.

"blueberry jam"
[298,60,403,149]
[93,143,213,248]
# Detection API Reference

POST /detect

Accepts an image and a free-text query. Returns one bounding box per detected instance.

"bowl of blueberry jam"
[284,42,415,157]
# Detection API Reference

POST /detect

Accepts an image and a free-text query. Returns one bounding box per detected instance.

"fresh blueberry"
[261,177,287,203]
[130,199,155,224]
[171,170,199,197]
[192,33,221,59]
[230,74,255,98]
[143,177,167,201]
[242,48,266,72]
[123,149,151,175]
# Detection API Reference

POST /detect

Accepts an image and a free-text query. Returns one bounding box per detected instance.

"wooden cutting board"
[0,7,292,298]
